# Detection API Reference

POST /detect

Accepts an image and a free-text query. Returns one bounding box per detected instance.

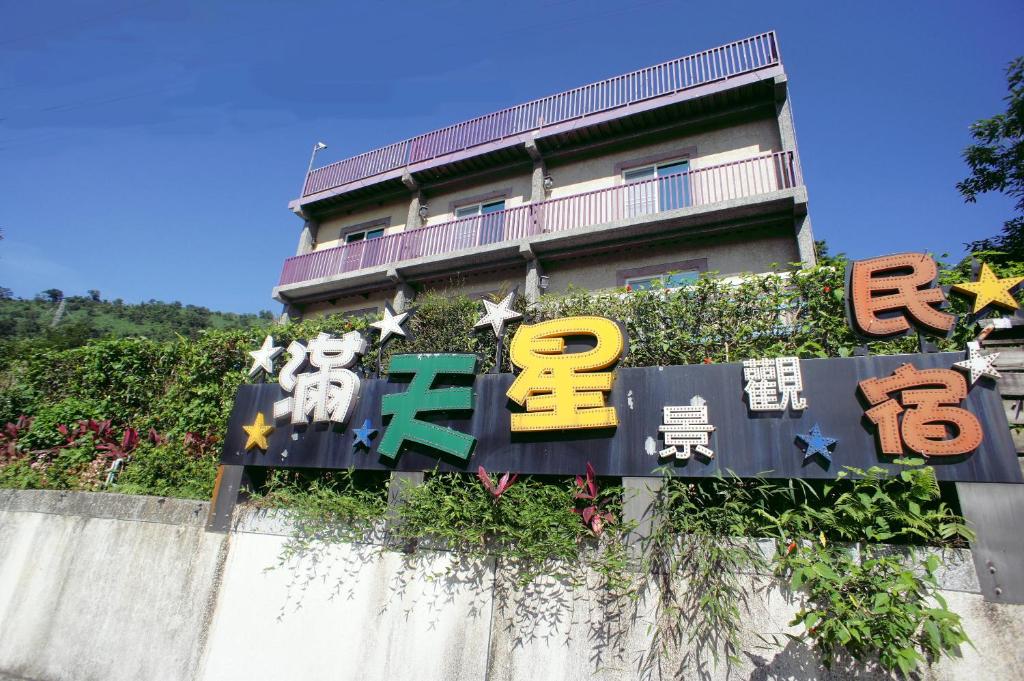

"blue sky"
[1,1,1021,313]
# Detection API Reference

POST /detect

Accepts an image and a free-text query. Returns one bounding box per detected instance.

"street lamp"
[306,141,328,175]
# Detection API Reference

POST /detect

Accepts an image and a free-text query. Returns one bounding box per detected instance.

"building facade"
[274,31,814,318]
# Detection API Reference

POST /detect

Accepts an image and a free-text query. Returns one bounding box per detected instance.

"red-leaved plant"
[1,416,33,461]
[573,462,615,536]
[477,466,518,501]
[55,419,145,460]
[96,428,140,460]
[184,432,220,458]
[148,428,168,446]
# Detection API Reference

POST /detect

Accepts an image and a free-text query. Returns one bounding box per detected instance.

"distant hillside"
[0,292,273,350]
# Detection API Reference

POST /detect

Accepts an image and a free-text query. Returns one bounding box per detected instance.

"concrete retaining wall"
[1,489,1023,681]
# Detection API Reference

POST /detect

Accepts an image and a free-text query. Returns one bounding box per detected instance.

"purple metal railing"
[280,151,797,287]
[301,32,780,198]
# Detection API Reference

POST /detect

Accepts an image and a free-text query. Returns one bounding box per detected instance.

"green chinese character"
[378,353,477,461]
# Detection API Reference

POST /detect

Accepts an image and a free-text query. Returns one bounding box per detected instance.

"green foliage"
[256,469,390,557]
[367,289,524,373]
[389,472,630,587]
[23,338,170,427]
[21,397,104,450]
[640,471,786,667]
[782,547,969,677]
[533,264,931,366]
[959,56,1024,262]
[632,464,972,676]
[112,441,220,500]
[767,463,972,676]
[776,462,973,546]
[0,458,43,489]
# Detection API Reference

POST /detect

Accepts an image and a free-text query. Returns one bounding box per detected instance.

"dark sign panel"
[221,352,1021,483]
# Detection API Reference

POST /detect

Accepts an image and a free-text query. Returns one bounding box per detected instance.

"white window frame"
[344,225,386,244]
[454,198,506,219]
[622,158,690,218]
[621,158,690,183]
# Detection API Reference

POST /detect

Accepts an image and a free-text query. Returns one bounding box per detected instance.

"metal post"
[956,482,1024,604]
[206,464,244,533]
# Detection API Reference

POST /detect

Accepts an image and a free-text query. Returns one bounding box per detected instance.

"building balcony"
[275,151,802,302]
[292,32,782,211]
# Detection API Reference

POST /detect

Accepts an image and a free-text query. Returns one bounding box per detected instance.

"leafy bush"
[20,397,105,450]
[782,545,969,677]
[390,470,629,587]
[113,441,220,500]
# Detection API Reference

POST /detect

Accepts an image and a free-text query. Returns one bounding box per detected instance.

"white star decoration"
[474,291,523,338]
[953,341,1001,385]
[370,306,410,344]
[248,335,284,378]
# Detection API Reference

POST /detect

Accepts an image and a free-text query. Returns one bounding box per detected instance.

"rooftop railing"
[301,32,780,198]
[280,150,797,287]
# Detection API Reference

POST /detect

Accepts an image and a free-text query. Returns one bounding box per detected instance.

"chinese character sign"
[272,331,367,425]
[847,253,955,338]
[659,396,715,460]
[742,357,807,411]
[378,353,477,461]
[859,364,983,456]
[506,316,624,432]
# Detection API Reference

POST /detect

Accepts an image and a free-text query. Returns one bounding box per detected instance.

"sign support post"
[955,482,1024,604]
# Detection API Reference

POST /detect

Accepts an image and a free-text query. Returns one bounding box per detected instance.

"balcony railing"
[301,32,780,198]
[279,151,798,288]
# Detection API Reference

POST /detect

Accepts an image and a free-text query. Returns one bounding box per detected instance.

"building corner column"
[526,136,547,204]
[296,219,318,256]
[776,75,816,269]
[403,172,425,230]
[520,244,544,304]
[387,268,415,312]
[795,212,816,268]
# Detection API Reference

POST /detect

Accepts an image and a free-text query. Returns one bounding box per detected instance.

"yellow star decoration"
[951,263,1024,313]
[242,412,274,450]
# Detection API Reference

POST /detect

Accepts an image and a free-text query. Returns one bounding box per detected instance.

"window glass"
[657,160,689,177]
[623,159,689,182]
[456,199,506,218]
[625,271,699,290]
[623,166,656,183]
[345,226,385,243]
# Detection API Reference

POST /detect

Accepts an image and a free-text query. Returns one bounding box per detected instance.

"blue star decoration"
[796,424,838,464]
[352,419,378,450]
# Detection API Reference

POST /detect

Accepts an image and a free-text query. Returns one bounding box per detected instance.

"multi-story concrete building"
[274,31,814,318]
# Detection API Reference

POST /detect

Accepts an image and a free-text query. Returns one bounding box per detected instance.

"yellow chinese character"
[506,316,624,432]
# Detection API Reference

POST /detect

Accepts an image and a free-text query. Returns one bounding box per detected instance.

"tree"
[87,289,101,302]
[38,289,64,303]
[959,57,1024,261]
[0,287,13,301]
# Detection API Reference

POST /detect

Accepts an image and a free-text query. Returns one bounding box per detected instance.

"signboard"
[221,351,1021,483]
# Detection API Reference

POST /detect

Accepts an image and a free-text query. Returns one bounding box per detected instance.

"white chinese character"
[742,357,807,411]
[658,396,715,460]
[272,331,368,425]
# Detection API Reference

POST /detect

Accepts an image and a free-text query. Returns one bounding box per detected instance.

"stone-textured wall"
[1,489,1022,681]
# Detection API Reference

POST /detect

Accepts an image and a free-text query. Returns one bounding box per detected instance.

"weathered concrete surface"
[2,490,1024,681]
[197,532,493,681]
[0,492,225,681]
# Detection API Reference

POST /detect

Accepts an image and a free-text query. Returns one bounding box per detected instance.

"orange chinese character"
[506,316,624,432]
[858,364,983,456]
[848,253,955,338]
